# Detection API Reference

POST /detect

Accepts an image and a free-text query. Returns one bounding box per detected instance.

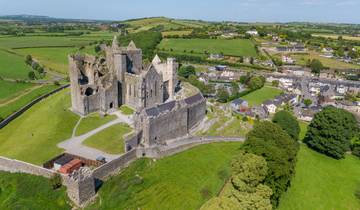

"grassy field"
[15,47,78,74]
[241,86,283,106]
[162,30,193,37]
[75,113,117,136]
[87,142,242,210]
[158,38,258,57]
[0,50,33,79]
[119,105,135,115]
[291,51,360,70]
[298,121,309,140]
[0,80,34,102]
[312,33,360,41]
[83,123,132,154]
[278,145,360,210]
[0,84,58,119]
[0,172,70,209]
[0,89,79,165]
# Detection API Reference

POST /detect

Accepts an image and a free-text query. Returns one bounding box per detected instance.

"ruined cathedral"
[69,36,178,115]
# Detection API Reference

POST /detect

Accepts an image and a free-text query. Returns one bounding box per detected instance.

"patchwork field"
[83,123,133,154]
[241,86,283,106]
[0,172,70,209]
[162,30,193,37]
[0,89,79,165]
[278,145,360,210]
[0,84,58,119]
[87,142,242,210]
[0,50,33,79]
[312,33,360,41]
[15,47,78,74]
[0,80,34,102]
[158,38,258,57]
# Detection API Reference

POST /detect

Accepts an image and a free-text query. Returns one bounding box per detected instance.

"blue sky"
[1,0,360,23]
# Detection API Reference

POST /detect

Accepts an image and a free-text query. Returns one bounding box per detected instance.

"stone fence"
[0,156,55,178]
[0,84,70,129]
[93,149,138,180]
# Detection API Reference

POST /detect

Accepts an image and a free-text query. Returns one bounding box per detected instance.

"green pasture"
[240,86,283,106]
[75,113,117,136]
[0,80,34,102]
[0,50,33,79]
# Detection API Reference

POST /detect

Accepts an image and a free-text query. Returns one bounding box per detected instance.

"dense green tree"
[272,80,279,87]
[243,121,299,207]
[28,71,35,80]
[303,98,312,107]
[304,106,359,159]
[25,55,32,66]
[309,59,323,75]
[178,65,196,78]
[238,56,244,63]
[272,111,300,140]
[216,87,230,103]
[247,76,265,90]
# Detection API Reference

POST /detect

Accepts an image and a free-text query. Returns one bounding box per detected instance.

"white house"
[336,85,348,95]
[246,30,258,36]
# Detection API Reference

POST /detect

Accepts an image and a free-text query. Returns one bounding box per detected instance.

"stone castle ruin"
[69,37,178,115]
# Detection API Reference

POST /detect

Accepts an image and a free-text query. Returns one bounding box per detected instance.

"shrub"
[304,106,359,159]
[178,65,195,78]
[272,110,300,140]
[243,121,299,207]
[49,173,62,190]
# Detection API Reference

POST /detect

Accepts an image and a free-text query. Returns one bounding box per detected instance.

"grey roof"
[144,101,176,117]
[54,155,73,166]
[184,93,204,105]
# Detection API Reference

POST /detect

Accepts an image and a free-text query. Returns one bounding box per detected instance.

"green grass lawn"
[0,84,58,119]
[298,121,309,140]
[87,142,242,210]
[0,80,34,102]
[0,172,70,209]
[15,47,78,74]
[158,38,258,57]
[75,113,117,136]
[83,123,132,154]
[0,50,33,79]
[278,145,360,210]
[0,89,79,165]
[119,105,135,115]
[241,86,283,106]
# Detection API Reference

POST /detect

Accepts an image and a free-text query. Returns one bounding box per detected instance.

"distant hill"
[0,15,109,23]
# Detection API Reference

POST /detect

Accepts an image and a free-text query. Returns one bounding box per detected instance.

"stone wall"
[124,131,142,152]
[0,84,69,129]
[0,156,55,178]
[93,149,137,180]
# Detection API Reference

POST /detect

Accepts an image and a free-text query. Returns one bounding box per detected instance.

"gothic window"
[155,82,157,96]
[129,84,131,96]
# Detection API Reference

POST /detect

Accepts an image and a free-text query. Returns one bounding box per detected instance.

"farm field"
[87,142,242,210]
[15,47,78,74]
[0,172,70,210]
[0,89,79,165]
[75,113,117,136]
[157,38,258,57]
[0,50,33,79]
[161,30,192,37]
[0,80,34,102]
[241,86,283,106]
[291,51,360,69]
[83,123,133,154]
[0,84,58,119]
[278,145,360,210]
[312,33,360,41]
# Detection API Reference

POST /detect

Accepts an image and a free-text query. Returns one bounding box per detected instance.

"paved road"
[57,111,134,161]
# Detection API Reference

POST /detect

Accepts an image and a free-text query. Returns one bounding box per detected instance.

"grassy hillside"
[87,142,242,210]
[0,172,70,209]
[0,89,79,165]
[0,80,34,102]
[278,145,360,210]
[158,38,258,57]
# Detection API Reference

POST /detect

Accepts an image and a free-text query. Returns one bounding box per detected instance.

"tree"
[272,80,279,87]
[309,59,323,75]
[28,71,36,80]
[49,173,62,190]
[250,57,254,64]
[272,111,300,140]
[239,56,244,63]
[25,55,32,66]
[231,82,239,96]
[94,44,102,53]
[243,121,299,207]
[303,98,312,107]
[178,65,196,78]
[304,106,359,159]
[247,76,265,90]
[216,87,229,103]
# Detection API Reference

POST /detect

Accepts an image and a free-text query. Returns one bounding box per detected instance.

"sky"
[1,0,360,24]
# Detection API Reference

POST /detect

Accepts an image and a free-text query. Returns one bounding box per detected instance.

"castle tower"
[166,57,178,100]
[66,167,95,207]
